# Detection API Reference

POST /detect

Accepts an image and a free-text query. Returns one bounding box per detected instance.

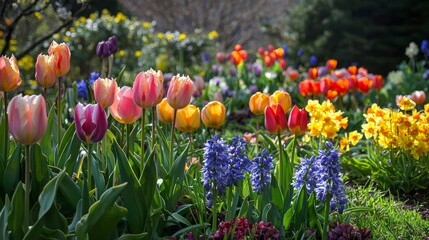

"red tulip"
[411,90,426,105]
[308,67,318,79]
[109,86,142,124]
[94,78,117,108]
[299,79,314,97]
[48,41,71,77]
[288,105,308,136]
[371,74,383,90]
[264,104,287,134]
[7,94,47,145]
[35,54,56,88]
[357,77,371,93]
[74,103,107,144]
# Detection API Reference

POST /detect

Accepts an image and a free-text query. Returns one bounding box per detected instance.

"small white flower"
[405,42,419,59]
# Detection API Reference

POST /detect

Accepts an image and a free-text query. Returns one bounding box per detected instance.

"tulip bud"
[269,90,292,113]
[249,92,269,115]
[96,41,110,58]
[264,104,287,134]
[201,101,226,129]
[167,74,194,109]
[133,70,163,109]
[94,78,117,108]
[0,55,21,92]
[35,54,56,88]
[109,86,142,124]
[157,98,174,124]
[175,104,201,132]
[411,90,426,105]
[74,103,108,144]
[107,35,118,54]
[288,105,308,136]
[48,41,71,77]
[7,94,47,145]
[194,76,205,92]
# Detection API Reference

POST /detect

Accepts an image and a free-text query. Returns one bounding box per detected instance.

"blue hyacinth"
[250,149,274,193]
[292,141,348,213]
[227,136,251,186]
[421,40,429,58]
[201,135,231,207]
[76,72,100,100]
[309,55,318,66]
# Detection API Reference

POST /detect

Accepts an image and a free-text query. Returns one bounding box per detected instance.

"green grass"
[344,184,429,239]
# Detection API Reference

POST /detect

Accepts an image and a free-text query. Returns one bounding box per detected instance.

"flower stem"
[151,106,156,149]
[57,77,62,162]
[169,109,177,167]
[87,144,92,192]
[3,91,8,162]
[24,145,31,233]
[140,109,146,175]
[212,184,218,232]
[126,124,130,160]
[322,194,332,240]
[108,55,113,78]
[277,133,284,195]
[255,117,259,153]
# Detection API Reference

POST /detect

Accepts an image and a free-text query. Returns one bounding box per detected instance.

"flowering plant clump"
[293,142,348,213]
[212,217,280,240]
[249,149,274,193]
[305,100,348,139]
[329,222,371,240]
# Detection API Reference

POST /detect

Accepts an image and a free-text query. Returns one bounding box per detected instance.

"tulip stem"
[87,143,92,192]
[126,124,130,160]
[24,144,31,233]
[57,77,62,163]
[169,109,177,167]
[151,107,155,149]
[255,117,259,152]
[277,133,284,196]
[3,91,8,162]
[140,109,146,175]
[108,55,113,78]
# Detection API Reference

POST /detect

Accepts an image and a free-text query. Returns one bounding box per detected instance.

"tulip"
[109,86,142,124]
[372,75,383,90]
[264,104,287,134]
[133,69,164,109]
[167,74,194,109]
[411,90,426,105]
[74,103,108,144]
[35,54,56,88]
[269,90,292,113]
[108,36,118,54]
[48,41,71,77]
[96,41,111,58]
[94,78,117,108]
[249,92,269,115]
[288,106,308,136]
[0,55,21,92]
[308,67,318,79]
[326,59,338,70]
[201,101,226,129]
[175,104,201,132]
[7,94,47,145]
[157,98,174,124]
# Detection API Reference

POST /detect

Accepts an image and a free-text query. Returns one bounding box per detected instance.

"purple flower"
[318,66,329,77]
[229,67,237,76]
[252,62,262,77]
[309,55,318,66]
[227,136,250,186]
[249,85,258,94]
[297,48,304,57]
[250,149,274,193]
[421,40,429,57]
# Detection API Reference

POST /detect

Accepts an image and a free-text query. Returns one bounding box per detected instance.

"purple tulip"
[74,103,108,144]
[108,36,118,54]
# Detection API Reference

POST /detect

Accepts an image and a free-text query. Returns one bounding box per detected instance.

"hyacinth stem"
[212,184,218,232]
[277,133,284,195]
[140,109,146,175]
[3,91,8,163]
[57,76,63,161]
[322,194,332,240]
[169,109,178,167]
[151,107,156,149]
[87,144,92,192]
[24,145,31,233]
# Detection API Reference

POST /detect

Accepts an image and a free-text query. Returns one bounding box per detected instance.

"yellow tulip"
[175,105,200,132]
[201,101,226,129]
[269,90,292,113]
[156,98,174,124]
[249,92,269,115]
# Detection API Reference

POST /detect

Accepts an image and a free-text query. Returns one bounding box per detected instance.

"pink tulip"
[411,90,426,105]
[74,103,108,144]
[264,104,287,134]
[132,69,163,109]
[0,55,21,92]
[35,54,56,88]
[48,41,71,77]
[7,94,47,145]
[109,86,142,124]
[167,74,195,109]
[94,77,117,108]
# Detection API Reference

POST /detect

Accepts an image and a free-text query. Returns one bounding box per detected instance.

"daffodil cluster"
[305,100,348,139]
[361,101,429,159]
[339,131,363,153]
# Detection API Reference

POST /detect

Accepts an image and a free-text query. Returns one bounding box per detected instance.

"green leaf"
[38,170,66,219]
[58,173,81,211]
[40,106,55,165]
[283,208,293,230]
[172,223,210,237]
[75,183,128,240]
[169,212,192,227]
[8,183,25,240]
[3,145,22,194]
[58,123,81,170]
[116,65,127,83]
[0,196,11,240]
[31,144,50,195]
[169,143,190,184]
[118,232,148,240]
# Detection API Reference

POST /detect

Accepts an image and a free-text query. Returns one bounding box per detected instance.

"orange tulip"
[201,101,226,129]
[156,98,174,124]
[0,55,21,92]
[175,104,200,132]
[308,67,318,79]
[35,54,56,88]
[109,86,142,124]
[48,41,71,77]
[7,94,47,145]
[288,105,308,136]
[132,69,163,109]
[348,65,357,75]
[249,92,269,115]
[231,44,247,65]
[264,104,287,134]
[357,77,371,93]
[94,77,117,108]
[167,75,194,109]
[326,59,337,70]
[299,79,314,97]
[269,90,292,113]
